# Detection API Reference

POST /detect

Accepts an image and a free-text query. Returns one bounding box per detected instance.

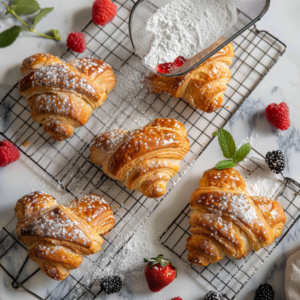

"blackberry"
[204,291,223,300]
[265,150,285,174]
[254,283,274,300]
[100,276,122,294]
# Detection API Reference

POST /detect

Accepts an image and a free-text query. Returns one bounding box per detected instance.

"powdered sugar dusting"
[142,0,237,71]
[20,63,98,98]
[33,94,85,118]
[197,191,263,226]
[21,207,91,246]
[69,194,109,223]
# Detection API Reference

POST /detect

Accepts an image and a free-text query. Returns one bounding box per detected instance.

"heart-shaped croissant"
[187,168,286,266]
[15,192,115,281]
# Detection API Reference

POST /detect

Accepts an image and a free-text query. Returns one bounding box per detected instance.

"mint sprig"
[1,0,61,48]
[0,26,27,47]
[10,0,40,15]
[213,129,251,170]
[49,29,61,40]
[32,7,54,29]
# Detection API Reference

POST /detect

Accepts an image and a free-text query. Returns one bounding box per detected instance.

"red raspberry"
[0,140,20,167]
[265,102,290,130]
[172,298,182,300]
[92,0,117,26]
[66,32,86,53]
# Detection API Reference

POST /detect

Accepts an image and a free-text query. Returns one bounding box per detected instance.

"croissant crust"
[90,118,190,198]
[15,192,115,280]
[18,54,116,141]
[145,43,234,113]
[186,168,286,266]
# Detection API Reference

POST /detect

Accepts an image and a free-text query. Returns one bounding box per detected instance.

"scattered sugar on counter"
[142,0,237,71]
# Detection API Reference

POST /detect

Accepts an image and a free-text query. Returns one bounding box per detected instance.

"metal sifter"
[129,0,270,77]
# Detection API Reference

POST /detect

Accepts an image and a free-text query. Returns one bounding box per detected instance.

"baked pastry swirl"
[145,43,234,113]
[186,168,286,266]
[15,192,115,280]
[18,53,116,141]
[90,118,190,198]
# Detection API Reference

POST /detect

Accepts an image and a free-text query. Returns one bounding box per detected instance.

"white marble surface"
[1,0,300,299]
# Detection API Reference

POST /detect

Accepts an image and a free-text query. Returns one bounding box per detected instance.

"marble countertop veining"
[1,0,300,299]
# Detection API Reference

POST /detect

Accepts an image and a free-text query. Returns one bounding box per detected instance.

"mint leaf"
[217,128,236,159]
[233,143,251,163]
[11,0,40,15]
[0,26,26,48]
[49,29,61,40]
[213,132,218,137]
[215,160,236,170]
[33,7,54,28]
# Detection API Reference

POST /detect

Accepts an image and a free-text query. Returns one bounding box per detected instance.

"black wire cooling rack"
[160,148,300,300]
[0,0,286,298]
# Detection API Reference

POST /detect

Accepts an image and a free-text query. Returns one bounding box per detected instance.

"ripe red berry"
[157,62,174,74]
[92,0,118,26]
[157,56,186,74]
[66,32,86,53]
[265,102,290,130]
[144,255,177,292]
[0,140,20,167]
[172,298,183,300]
[174,56,186,67]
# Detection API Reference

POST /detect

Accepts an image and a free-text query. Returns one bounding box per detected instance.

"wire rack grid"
[0,1,286,298]
[160,149,300,300]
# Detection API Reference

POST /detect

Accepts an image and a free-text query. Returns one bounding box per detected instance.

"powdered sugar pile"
[142,0,237,71]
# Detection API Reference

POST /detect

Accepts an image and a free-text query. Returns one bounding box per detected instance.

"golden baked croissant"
[90,118,190,198]
[186,168,286,266]
[18,53,116,141]
[145,43,234,113]
[15,192,115,280]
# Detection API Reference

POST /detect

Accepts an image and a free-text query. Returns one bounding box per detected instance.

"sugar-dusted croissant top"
[145,43,234,113]
[186,168,286,266]
[90,118,190,198]
[18,53,116,141]
[69,193,115,236]
[15,192,115,281]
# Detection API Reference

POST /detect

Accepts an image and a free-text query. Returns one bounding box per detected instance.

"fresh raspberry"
[265,102,290,130]
[0,140,20,167]
[172,298,183,300]
[92,0,117,26]
[66,32,86,53]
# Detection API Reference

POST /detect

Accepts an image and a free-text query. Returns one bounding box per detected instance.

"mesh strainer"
[129,0,270,77]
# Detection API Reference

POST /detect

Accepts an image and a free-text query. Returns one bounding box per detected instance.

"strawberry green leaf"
[215,160,236,170]
[233,143,251,163]
[217,128,236,159]
[144,258,156,263]
[0,26,27,48]
[159,259,169,268]
[33,7,54,28]
[11,0,40,15]
[150,261,160,268]
[49,29,61,40]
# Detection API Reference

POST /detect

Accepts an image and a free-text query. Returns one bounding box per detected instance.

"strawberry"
[144,254,177,292]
